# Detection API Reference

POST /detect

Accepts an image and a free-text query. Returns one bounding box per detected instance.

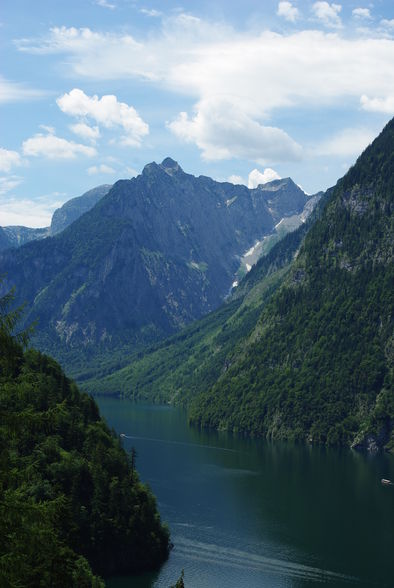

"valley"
[2,3,394,586]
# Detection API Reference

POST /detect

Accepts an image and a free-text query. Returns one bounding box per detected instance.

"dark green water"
[96,398,394,588]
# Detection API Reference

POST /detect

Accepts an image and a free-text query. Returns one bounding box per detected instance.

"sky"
[1,0,394,227]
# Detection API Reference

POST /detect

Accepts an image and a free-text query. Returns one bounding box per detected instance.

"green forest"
[0,287,170,587]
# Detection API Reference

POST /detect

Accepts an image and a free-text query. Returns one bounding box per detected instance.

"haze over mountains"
[0,158,316,373]
[0,184,112,251]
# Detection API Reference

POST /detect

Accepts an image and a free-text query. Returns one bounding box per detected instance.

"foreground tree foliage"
[0,287,170,586]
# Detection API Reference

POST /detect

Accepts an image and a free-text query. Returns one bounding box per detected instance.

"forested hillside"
[190,118,394,449]
[0,289,170,586]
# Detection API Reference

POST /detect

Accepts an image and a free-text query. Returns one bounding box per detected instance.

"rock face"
[0,158,312,356]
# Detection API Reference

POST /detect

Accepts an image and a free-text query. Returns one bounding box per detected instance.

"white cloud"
[380,19,394,29]
[70,122,100,142]
[168,97,302,164]
[16,24,394,113]
[57,89,149,147]
[0,194,65,228]
[0,75,45,103]
[140,8,162,17]
[39,124,55,134]
[14,21,394,164]
[352,8,371,20]
[22,132,97,159]
[95,0,116,9]
[0,175,23,195]
[315,127,376,156]
[311,2,342,28]
[87,164,116,175]
[0,148,22,172]
[228,174,245,185]
[360,94,394,114]
[277,2,300,23]
[124,166,139,177]
[248,168,281,188]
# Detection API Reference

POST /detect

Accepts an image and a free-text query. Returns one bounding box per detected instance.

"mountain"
[0,184,111,252]
[190,120,394,450]
[97,121,393,450]
[0,158,314,377]
[0,225,50,251]
[50,184,112,235]
[83,210,317,398]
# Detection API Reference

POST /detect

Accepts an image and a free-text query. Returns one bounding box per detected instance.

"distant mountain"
[97,121,393,451]
[50,184,112,235]
[0,184,111,251]
[0,225,50,251]
[0,158,315,376]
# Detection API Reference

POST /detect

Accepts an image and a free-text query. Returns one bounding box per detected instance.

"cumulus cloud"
[360,94,394,114]
[16,25,394,114]
[315,127,377,156]
[168,98,302,164]
[277,2,300,23]
[22,132,97,159]
[87,164,116,175]
[57,89,149,147]
[248,168,281,188]
[352,8,371,20]
[14,20,394,164]
[311,2,342,28]
[70,122,100,142]
[228,174,245,185]
[0,148,22,172]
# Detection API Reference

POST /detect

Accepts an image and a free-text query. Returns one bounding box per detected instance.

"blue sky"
[1,0,393,227]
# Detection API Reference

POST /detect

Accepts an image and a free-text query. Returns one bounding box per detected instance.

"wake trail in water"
[172,537,360,584]
[119,433,238,453]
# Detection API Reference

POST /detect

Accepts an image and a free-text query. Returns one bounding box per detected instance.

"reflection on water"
[96,398,394,588]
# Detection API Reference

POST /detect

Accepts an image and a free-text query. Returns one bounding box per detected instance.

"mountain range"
[0,158,316,378]
[89,121,393,451]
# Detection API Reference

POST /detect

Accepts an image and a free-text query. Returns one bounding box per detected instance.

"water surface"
[96,398,394,588]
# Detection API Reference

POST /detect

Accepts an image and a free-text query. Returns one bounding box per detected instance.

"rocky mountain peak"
[160,157,183,176]
[256,177,294,192]
[142,157,183,178]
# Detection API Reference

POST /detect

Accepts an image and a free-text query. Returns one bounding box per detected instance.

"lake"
[96,397,394,588]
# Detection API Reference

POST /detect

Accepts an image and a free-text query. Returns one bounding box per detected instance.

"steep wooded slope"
[0,289,169,585]
[189,119,393,449]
